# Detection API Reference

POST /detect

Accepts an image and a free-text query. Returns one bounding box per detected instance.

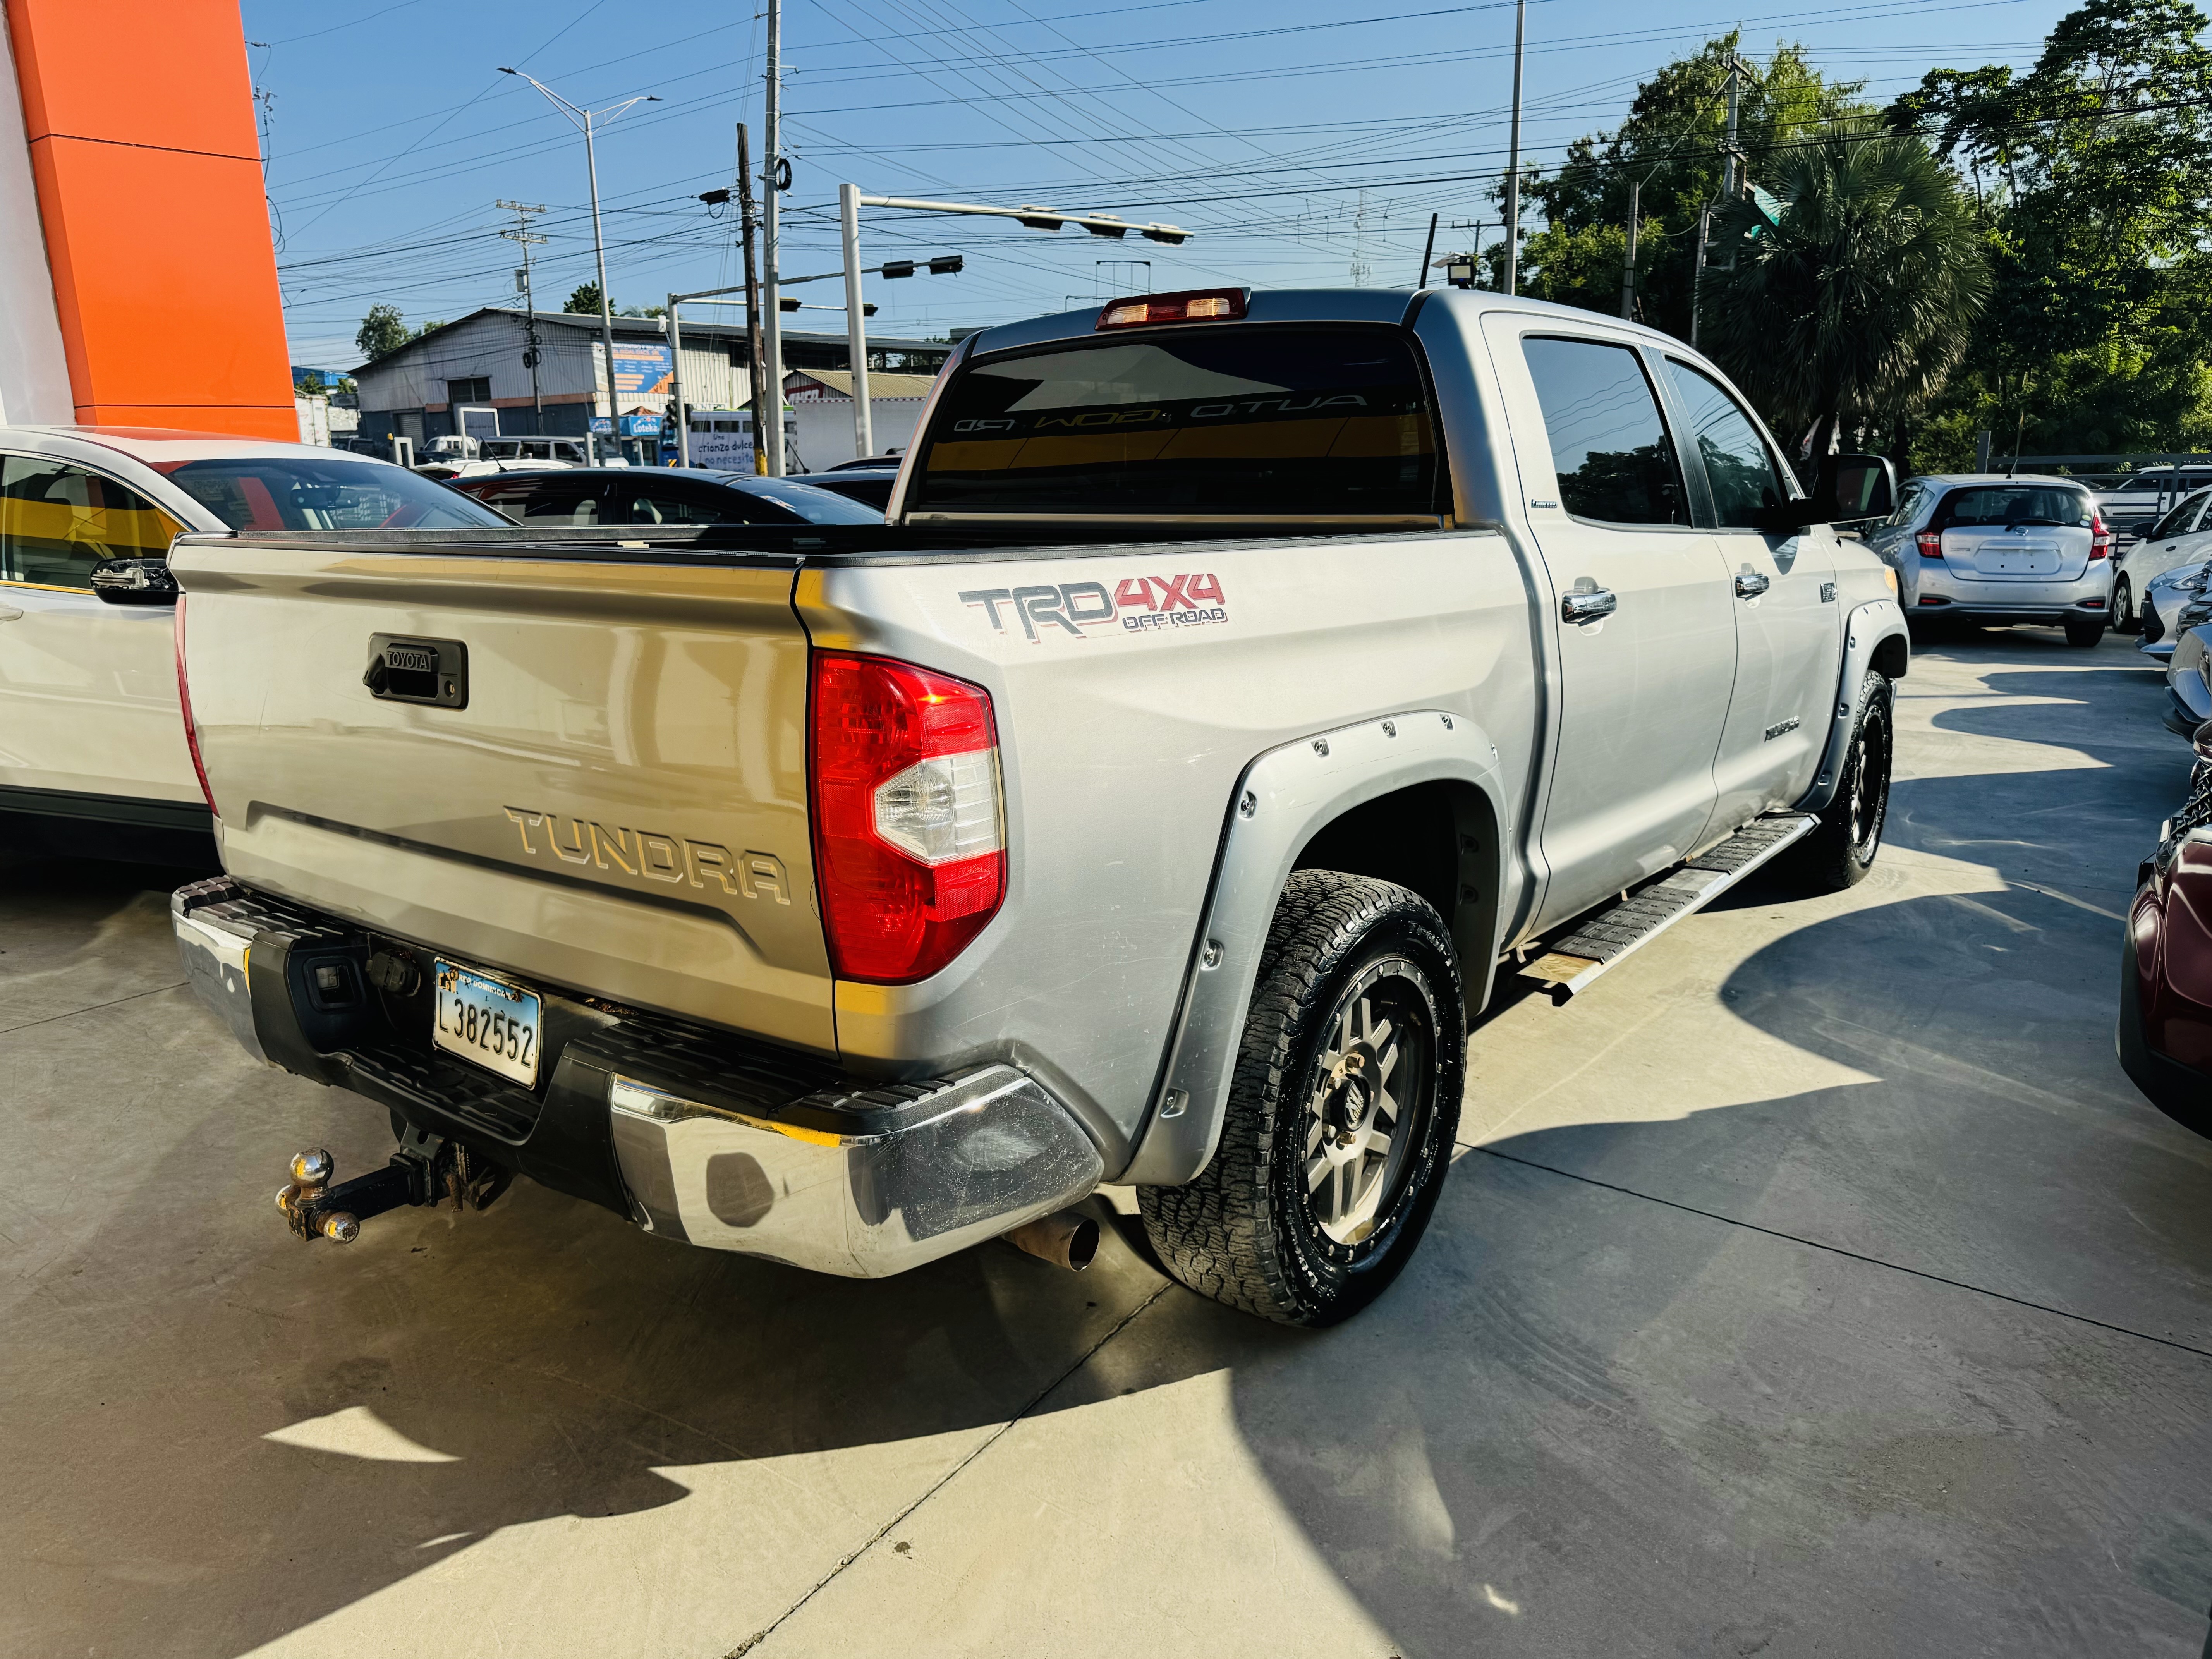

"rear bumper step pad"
[1520,814,1818,1001]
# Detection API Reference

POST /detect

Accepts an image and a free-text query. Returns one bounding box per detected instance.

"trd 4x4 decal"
[960,573,1227,641]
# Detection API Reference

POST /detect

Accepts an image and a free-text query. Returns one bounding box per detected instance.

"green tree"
[1521,36,1868,335]
[1699,120,1988,478]
[565,282,605,315]
[354,303,411,361]
[1888,0,2212,465]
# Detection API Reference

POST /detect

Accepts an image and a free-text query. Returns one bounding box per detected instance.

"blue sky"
[252,0,2084,369]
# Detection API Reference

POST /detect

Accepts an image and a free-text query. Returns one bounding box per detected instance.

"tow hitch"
[276,1127,510,1243]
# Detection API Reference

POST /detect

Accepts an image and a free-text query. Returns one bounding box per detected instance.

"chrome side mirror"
[88,557,179,605]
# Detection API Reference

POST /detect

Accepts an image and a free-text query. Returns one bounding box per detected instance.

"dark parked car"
[451,467,882,527]
[2121,729,2212,1140]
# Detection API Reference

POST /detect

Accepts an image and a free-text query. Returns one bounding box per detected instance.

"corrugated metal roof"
[790,369,939,398]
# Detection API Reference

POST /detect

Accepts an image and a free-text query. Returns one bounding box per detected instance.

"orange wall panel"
[6,0,259,158]
[29,138,293,416]
[6,0,294,438]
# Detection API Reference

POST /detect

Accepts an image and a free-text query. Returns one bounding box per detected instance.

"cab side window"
[0,456,181,589]
[1520,337,1688,526]
[1659,359,1789,529]
[2145,495,2200,543]
[2175,489,2212,538]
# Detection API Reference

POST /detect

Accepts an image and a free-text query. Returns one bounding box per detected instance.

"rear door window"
[1520,338,1688,526]
[0,457,182,588]
[909,326,1441,518]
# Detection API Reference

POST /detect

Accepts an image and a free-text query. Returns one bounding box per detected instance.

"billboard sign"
[618,414,663,436]
[610,343,675,408]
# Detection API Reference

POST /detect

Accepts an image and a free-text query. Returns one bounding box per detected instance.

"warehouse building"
[350,306,952,455]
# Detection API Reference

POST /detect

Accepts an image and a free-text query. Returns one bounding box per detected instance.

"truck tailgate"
[171,541,834,1052]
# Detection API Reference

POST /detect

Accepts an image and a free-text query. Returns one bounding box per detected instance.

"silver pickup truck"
[169,286,1908,1326]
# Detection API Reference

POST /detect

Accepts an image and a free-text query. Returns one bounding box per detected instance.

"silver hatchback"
[1865,473,2114,646]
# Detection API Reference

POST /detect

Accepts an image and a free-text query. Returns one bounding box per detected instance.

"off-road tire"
[1138,872,1463,1326]
[2114,577,2140,635]
[1793,670,1893,893]
[2066,618,2107,649]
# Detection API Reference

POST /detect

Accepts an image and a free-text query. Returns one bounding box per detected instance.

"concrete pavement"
[4,630,2209,1657]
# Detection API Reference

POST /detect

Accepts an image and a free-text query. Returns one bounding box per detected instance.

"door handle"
[1561,587,1617,624]
[1734,570,1772,599]
[0,602,23,622]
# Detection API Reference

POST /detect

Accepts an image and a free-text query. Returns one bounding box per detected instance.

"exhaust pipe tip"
[1002,1208,1101,1272]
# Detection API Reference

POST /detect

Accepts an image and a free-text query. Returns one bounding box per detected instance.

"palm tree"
[1700,119,1988,487]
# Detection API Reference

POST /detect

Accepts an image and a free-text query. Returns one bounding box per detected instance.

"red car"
[2121,728,2212,1139]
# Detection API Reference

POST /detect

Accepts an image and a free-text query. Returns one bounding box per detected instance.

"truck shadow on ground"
[1202,869,2212,1657]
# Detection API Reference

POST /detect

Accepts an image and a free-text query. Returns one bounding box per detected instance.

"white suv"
[0,426,503,859]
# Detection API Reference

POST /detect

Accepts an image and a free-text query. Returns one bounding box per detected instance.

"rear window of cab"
[908,326,1443,519]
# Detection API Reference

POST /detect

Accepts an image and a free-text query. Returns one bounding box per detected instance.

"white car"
[2137,559,2210,662]
[412,457,576,482]
[0,426,505,858]
[2114,485,2212,634]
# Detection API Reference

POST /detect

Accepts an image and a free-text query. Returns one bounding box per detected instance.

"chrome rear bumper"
[171,877,1102,1278]
[172,887,267,1064]
[608,1067,1101,1277]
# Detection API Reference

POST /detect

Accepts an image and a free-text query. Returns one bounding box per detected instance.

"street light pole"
[1504,0,1525,296]
[497,67,659,463]
[839,183,872,461]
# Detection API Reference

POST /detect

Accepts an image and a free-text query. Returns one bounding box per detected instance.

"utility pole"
[498,199,546,423]
[1619,180,1639,321]
[1504,0,1525,295]
[1723,60,1742,203]
[1417,210,1439,287]
[839,183,873,461]
[498,68,659,462]
[1691,204,1711,346]
[737,123,768,476]
[762,0,785,475]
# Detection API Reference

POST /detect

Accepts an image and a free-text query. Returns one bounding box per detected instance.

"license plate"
[431,959,541,1086]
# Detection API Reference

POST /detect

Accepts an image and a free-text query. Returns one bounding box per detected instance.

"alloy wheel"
[1304,960,1433,1245]
[1849,698,1891,855]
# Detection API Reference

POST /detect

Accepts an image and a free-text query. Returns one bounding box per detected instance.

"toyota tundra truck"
[168,285,1908,1326]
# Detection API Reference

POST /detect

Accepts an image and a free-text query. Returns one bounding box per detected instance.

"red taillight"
[1096,287,1248,330]
[173,596,218,819]
[1916,530,1943,559]
[2090,512,2112,560]
[809,652,1005,984]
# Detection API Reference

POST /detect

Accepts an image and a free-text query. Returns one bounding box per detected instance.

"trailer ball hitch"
[276,1128,509,1244]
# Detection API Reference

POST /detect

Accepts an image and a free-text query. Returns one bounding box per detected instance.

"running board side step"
[1519,814,1819,1002]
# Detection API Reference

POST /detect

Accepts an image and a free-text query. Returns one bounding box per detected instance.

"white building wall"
[790,397,927,471]
[0,7,75,425]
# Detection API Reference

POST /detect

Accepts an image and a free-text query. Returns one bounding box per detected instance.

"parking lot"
[5,630,2210,1658]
